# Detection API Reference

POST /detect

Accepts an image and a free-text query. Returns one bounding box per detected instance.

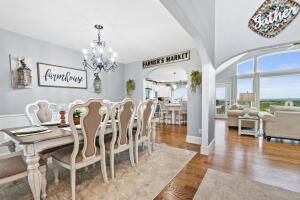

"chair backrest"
[25,100,58,125]
[111,99,136,147]
[68,99,110,163]
[68,99,84,111]
[136,99,156,138]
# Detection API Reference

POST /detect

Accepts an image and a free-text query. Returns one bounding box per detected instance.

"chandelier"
[82,25,118,72]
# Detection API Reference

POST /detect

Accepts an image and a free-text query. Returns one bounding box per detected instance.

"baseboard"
[201,139,215,155]
[186,135,202,145]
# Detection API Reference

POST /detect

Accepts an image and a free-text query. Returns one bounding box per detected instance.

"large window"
[260,75,300,111]
[258,51,300,72]
[237,79,253,104]
[237,60,254,75]
[172,87,187,101]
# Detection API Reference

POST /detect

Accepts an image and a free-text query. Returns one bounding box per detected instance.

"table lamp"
[239,92,255,117]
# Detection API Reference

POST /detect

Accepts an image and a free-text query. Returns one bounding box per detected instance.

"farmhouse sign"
[142,50,190,69]
[249,0,300,38]
[37,63,87,89]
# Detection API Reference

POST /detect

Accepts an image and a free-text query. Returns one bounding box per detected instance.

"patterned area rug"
[0,144,196,200]
[193,169,300,200]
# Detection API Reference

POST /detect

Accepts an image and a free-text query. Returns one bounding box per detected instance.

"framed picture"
[10,55,33,89]
[37,62,87,89]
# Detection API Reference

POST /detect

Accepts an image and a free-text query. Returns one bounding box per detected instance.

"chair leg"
[71,169,76,200]
[110,151,115,179]
[41,168,47,200]
[129,145,135,167]
[101,156,108,183]
[53,160,59,185]
[147,139,152,155]
[135,141,139,164]
[152,128,156,151]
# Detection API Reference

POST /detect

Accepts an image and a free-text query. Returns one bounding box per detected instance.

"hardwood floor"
[154,120,300,200]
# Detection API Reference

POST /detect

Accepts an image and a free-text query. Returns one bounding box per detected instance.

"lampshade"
[239,93,255,102]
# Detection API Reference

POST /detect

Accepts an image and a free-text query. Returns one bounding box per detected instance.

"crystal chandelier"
[82,25,118,72]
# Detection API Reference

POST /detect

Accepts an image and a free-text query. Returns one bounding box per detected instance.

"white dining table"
[165,103,181,124]
[0,120,152,200]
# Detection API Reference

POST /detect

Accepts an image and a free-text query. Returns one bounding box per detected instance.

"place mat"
[41,121,61,126]
[17,130,52,137]
[11,126,48,134]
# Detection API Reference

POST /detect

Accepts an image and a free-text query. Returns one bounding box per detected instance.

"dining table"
[0,120,142,200]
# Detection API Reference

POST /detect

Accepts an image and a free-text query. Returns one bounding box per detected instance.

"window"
[237,79,253,104]
[172,88,187,101]
[237,60,254,75]
[260,75,300,111]
[258,51,300,72]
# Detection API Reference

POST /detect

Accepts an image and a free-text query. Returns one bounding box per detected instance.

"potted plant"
[73,110,82,125]
[190,70,202,93]
[126,79,136,96]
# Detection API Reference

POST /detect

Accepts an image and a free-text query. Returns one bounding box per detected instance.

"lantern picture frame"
[9,55,33,89]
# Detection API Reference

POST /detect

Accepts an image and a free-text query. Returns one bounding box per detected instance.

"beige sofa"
[262,105,300,140]
[227,105,259,128]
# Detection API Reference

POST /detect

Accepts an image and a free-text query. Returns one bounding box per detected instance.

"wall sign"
[37,63,87,89]
[142,50,190,69]
[249,0,300,38]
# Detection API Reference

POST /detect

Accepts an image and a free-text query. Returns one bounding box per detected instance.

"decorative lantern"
[94,73,102,93]
[17,58,32,88]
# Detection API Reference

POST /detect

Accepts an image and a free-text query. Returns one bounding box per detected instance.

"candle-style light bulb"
[108,47,113,53]
[90,42,95,48]
[113,52,118,57]
[111,57,115,63]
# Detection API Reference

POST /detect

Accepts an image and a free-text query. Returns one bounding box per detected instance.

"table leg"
[24,145,42,200]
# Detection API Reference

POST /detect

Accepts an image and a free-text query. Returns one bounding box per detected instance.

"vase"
[73,117,80,125]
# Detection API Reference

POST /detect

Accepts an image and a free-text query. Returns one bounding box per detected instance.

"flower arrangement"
[190,70,201,93]
[126,79,136,96]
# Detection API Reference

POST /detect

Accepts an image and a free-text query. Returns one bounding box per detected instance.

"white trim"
[0,114,26,119]
[200,139,215,155]
[186,135,202,145]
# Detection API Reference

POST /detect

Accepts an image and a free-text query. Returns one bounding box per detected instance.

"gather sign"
[142,50,190,69]
[249,0,300,38]
[37,63,87,89]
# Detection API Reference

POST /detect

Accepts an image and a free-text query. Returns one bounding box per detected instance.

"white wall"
[124,49,202,138]
[0,28,125,115]
[215,0,300,66]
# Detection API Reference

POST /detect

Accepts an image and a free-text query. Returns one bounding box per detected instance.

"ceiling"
[146,66,187,82]
[0,0,196,64]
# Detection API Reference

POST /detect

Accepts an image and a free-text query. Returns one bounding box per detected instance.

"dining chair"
[106,98,136,179]
[25,100,59,125]
[159,102,167,124]
[52,99,110,200]
[134,99,156,164]
[0,149,47,200]
[165,105,172,125]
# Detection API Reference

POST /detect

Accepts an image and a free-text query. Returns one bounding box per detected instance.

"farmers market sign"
[249,0,300,38]
[142,50,190,69]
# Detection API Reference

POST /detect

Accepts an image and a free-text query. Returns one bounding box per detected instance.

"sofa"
[227,105,259,128]
[262,106,300,140]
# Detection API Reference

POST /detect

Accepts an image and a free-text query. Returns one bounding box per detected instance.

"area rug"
[193,168,300,200]
[0,144,196,200]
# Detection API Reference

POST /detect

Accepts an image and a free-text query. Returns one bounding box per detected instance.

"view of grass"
[216,99,300,112]
[260,99,300,111]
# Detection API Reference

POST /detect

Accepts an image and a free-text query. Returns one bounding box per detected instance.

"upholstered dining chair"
[25,100,59,125]
[134,99,156,164]
[52,99,110,200]
[0,149,47,200]
[106,98,136,179]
